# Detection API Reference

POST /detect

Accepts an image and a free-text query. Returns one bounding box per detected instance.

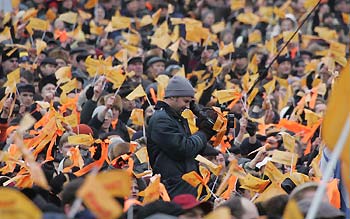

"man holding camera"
[146,76,218,198]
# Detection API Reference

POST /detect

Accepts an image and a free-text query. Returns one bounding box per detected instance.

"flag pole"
[305,115,350,219]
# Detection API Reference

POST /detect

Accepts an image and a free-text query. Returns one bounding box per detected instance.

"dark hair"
[220,197,245,219]
[61,178,84,206]
[263,195,289,218]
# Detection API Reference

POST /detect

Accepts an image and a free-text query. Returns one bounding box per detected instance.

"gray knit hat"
[164,76,194,98]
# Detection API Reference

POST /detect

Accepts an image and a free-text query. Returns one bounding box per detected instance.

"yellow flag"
[304,109,321,127]
[248,30,262,45]
[60,79,78,94]
[0,188,42,219]
[45,9,56,22]
[22,8,38,22]
[55,66,72,84]
[236,12,260,26]
[315,27,338,41]
[28,18,49,31]
[304,0,319,10]
[111,15,131,30]
[152,9,162,26]
[4,68,20,93]
[283,31,299,43]
[78,9,92,20]
[126,85,147,101]
[263,79,276,95]
[329,41,346,58]
[140,175,161,204]
[18,113,36,133]
[231,0,245,10]
[64,113,78,128]
[212,89,241,104]
[182,109,198,134]
[105,65,126,89]
[35,39,47,56]
[239,173,270,193]
[0,27,11,42]
[95,170,132,197]
[77,175,123,219]
[282,132,296,153]
[171,25,180,42]
[322,59,350,194]
[271,150,298,166]
[219,42,235,57]
[135,147,148,164]
[264,161,285,183]
[254,182,287,203]
[247,88,259,106]
[68,134,94,147]
[130,108,144,126]
[58,11,78,24]
[140,15,153,27]
[283,199,303,219]
[204,207,231,219]
[195,155,222,176]
[211,21,225,34]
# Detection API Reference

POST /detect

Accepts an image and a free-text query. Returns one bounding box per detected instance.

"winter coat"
[146,101,208,198]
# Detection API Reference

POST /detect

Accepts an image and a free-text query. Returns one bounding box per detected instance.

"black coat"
[146,101,208,198]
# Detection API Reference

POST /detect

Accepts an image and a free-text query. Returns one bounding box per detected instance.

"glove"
[197,108,218,140]
[246,120,257,136]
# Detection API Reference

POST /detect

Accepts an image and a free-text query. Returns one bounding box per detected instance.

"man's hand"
[92,76,105,101]
[1,97,13,119]
[105,96,115,110]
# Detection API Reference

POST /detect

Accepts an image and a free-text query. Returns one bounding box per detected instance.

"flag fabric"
[126,85,147,101]
[77,175,123,219]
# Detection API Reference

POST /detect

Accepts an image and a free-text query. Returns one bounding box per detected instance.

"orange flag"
[327,178,341,209]
[77,175,123,219]
[182,166,212,201]
[95,170,132,198]
[0,188,42,219]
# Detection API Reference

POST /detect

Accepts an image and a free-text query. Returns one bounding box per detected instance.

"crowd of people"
[0,0,349,218]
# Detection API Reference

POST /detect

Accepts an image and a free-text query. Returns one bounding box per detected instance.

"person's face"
[20,92,34,107]
[41,83,56,102]
[56,58,67,68]
[127,61,143,77]
[150,61,165,76]
[2,58,19,74]
[172,97,192,114]
[315,103,326,116]
[130,179,139,198]
[126,0,139,15]
[203,13,215,27]
[63,0,73,9]
[41,64,57,77]
[235,57,248,70]
[122,99,136,111]
[281,19,294,32]
[278,61,292,78]
[241,198,259,219]
[216,153,226,169]
[294,63,305,76]
[61,142,74,157]
[179,208,204,219]
[102,113,113,129]
[230,100,243,115]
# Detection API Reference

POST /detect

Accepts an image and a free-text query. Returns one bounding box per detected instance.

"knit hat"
[38,75,57,93]
[18,84,35,94]
[164,76,194,98]
[2,47,19,62]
